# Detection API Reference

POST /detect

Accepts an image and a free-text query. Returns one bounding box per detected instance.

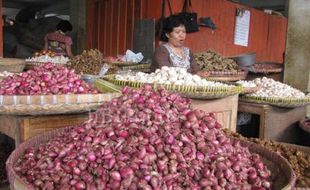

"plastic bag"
[121,50,144,63]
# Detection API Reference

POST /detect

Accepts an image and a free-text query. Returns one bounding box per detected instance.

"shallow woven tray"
[0,103,101,115]
[0,93,120,115]
[240,95,310,108]
[25,61,66,69]
[251,62,283,74]
[106,61,139,66]
[299,117,310,134]
[6,127,296,190]
[119,63,151,71]
[199,70,248,82]
[104,75,243,99]
[0,58,25,73]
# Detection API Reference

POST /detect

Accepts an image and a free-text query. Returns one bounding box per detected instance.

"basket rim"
[240,95,310,108]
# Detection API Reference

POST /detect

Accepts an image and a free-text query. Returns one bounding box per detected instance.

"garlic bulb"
[26,55,69,64]
[236,80,257,88]
[116,66,233,87]
[251,77,305,98]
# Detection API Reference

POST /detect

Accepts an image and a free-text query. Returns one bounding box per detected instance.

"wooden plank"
[126,0,135,53]
[133,19,155,61]
[0,0,3,56]
[21,114,88,141]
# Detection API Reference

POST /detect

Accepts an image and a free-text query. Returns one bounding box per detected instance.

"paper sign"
[234,9,251,47]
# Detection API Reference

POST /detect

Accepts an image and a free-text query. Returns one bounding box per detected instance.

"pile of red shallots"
[13,85,272,190]
[0,63,98,95]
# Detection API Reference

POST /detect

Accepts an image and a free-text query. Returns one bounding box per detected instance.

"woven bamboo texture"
[0,58,25,73]
[240,95,310,108]
[5,126,296,190]
[25,61,66,69]
[231,138,296,190]
[251,63,283,74]
[199,70,248,82]
[104,76,243,99]
[94,79,121,93]
[0,93,120,115]
[107,61,139,66]
[299,118,310,134]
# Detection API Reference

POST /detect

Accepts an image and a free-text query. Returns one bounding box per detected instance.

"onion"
[0,63,98,95]
[13,85,272,189]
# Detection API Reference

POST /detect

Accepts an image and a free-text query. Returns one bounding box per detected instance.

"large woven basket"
[104,75,243,99]
[0,58,25,73]
[6,126,296,190]
[240,95,310,108]
[230,138,296,190]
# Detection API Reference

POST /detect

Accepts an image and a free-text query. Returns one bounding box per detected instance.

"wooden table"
[192,94,238,132]
[0,113,89,146]
[238,101,306,141]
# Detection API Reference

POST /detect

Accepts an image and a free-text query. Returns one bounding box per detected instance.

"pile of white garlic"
[236,80,257,88]
[251,77,305,98]
[25,55,69,64]
[116,66,232,87]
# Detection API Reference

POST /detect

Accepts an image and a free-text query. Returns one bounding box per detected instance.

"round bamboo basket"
[6,126,296,190]
[0,58,25,73]
[103,75,243,99]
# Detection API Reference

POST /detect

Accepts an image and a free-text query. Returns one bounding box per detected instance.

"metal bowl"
[229,52,256,67]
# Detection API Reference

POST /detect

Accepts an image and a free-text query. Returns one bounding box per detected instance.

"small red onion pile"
[0,63,98,95]
[13,85,272,190]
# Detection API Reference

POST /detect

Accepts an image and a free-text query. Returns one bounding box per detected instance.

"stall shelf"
[238,101,306,141]
[0,113,89,146]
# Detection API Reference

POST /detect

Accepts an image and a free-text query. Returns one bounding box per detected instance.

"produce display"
[236,80,257,88]
[195,50,239,72]
[224,129,310,188]
[67,49,117,75]
[13,85,272,190]
[250,77,306,98]
[34,50,57,57]
[0,63,98,95]
[115,66,233,87]
[26,50,69,64]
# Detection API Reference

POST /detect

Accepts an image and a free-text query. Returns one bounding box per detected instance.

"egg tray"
[240,95,310,108]
[103,75,243,99]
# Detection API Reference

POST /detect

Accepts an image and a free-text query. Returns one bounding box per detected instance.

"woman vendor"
[151,14,200,74]
[44,20,74,58]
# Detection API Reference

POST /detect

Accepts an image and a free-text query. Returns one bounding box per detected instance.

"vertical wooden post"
[0,0,3,57]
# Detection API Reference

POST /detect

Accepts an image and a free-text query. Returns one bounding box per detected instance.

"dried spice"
[67,49,117,75]
[195,50,239,72]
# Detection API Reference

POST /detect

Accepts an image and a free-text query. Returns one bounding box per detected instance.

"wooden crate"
[0,113,89,146]
[191,94,238,132]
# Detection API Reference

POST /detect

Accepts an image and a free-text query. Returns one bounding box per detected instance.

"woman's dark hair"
[160,14,185,42]
[57,20,73,33]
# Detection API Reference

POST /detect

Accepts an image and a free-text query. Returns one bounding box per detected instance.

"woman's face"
[167,25,186,47]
